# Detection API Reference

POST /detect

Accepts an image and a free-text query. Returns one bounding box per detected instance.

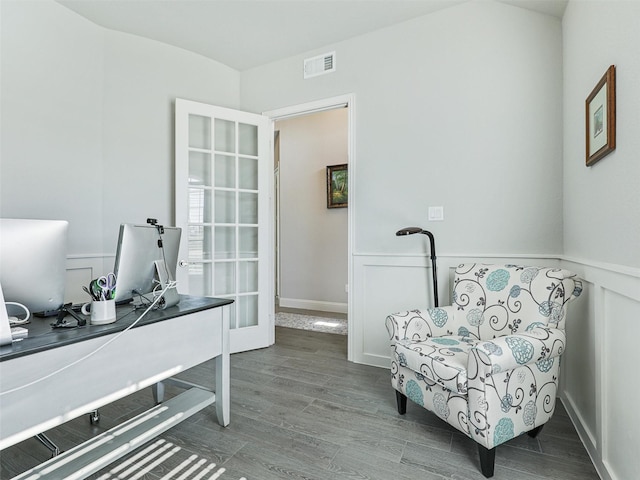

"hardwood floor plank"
[266,376,382,413]
[229,376,315,419]
[258,403,357,446]
[450,431,599,480]
[0,438,43,478]
[222,443,346,480]
[330,446,448,480]
[402,439,553,480]
[221,411,341,469]
[537,432,595,463]
[495,443,600,480]
[302,399,453,454]
[1,327,600,480]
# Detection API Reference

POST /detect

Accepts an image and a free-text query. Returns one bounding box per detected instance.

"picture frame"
[586,65,616,166]
[326,164,348,208]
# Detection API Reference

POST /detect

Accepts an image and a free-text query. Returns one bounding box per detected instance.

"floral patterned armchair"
[386,264,582,477]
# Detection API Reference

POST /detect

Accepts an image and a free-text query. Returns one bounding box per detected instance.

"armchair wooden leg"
[477,444,496,478]
[395,391,407,414]
[527,425,544,438]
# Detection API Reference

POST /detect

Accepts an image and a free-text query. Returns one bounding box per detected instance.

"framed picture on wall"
[586,65,616,166]
[326,164,348,208]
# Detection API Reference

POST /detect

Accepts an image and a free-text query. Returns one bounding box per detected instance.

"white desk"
[0,295,231,477]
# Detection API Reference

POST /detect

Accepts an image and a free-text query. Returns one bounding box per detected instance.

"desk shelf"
[12,387,215,480]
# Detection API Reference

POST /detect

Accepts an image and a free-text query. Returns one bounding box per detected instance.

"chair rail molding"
[352,251,639,480]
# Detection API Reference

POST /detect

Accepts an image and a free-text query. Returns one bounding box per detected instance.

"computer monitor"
[112,223,181,305]
[0,283,13,346]
[0,218,68,314]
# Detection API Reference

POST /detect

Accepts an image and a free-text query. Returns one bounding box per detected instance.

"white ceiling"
[56,0,568,71]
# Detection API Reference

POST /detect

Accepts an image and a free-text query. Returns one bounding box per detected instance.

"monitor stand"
[153,260,180,309]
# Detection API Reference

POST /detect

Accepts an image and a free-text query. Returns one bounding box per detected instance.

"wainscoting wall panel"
[65,255,114,305]
[560,259,640,480]
[66,252,639,480]
[602,291,639,480]
[560,277,597,448]
[352,254,560,367]
[355,256,431,367]
[353,254,639,480]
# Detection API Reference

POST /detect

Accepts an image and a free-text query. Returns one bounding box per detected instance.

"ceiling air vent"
[303,51,336,79]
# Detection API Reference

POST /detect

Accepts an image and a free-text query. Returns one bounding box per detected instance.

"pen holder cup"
[81,299,117,325]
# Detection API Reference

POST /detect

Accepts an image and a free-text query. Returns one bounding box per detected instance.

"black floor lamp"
[396,227,439,308]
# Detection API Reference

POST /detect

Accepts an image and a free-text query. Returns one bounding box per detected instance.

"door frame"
[263,94,355,361]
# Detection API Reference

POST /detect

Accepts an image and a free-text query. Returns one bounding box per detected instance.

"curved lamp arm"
[395,227,439,307]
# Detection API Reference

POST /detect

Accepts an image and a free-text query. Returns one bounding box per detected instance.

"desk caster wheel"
[89,410,100,424]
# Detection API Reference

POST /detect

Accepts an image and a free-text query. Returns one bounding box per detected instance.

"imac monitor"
[113,223,181,304]
[0,218,68,314]
[0,283,13,346]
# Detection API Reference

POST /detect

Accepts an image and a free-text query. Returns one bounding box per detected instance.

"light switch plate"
[428,206,444,221]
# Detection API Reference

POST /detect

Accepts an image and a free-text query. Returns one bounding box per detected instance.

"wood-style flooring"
[0,327,599,480]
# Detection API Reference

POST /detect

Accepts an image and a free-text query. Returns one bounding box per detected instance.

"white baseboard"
[278,298,347,315]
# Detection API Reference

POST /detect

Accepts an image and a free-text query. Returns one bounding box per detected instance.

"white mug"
[81,299,117,325]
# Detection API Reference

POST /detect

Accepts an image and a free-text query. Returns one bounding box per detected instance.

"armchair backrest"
[452,264,582,339]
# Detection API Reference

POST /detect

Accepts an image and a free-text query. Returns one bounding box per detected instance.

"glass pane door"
[175,99,272,353]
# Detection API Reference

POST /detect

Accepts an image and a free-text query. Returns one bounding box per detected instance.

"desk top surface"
[0,295,233,362]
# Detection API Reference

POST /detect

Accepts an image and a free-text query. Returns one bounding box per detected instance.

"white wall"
[276,108,348,311]
[100,30,240,255]
[241,0,565,359]
[242,3,640,480]
[561,2,640,480]
[563,2,640,269]
[1,0,105,254]
[0,0,240,260]
[1,0,239,302]
[242,1,564,258]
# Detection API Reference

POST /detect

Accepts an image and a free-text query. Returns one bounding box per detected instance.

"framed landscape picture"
[586,65,616,166]
[326,164,348,208]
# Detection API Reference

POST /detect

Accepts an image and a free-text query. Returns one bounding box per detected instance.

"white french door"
[175,98,273,353]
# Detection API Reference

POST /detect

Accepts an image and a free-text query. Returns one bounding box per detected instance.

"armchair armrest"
[470,327,566,374]
[386,306,462,344]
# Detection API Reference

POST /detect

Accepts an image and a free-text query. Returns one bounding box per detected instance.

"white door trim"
[264,94,356,361]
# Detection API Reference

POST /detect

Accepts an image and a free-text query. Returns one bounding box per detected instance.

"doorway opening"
[265,95,354,347]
